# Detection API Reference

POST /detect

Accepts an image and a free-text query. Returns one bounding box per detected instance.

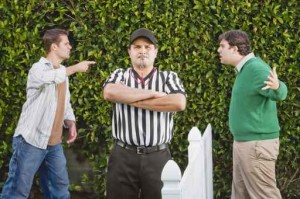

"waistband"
[115,140,168,155]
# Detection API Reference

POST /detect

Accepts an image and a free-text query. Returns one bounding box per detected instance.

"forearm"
[103,83,160,104]
[259,80,288,101]
[66,65,79,76]
[131,93,186,112]
[66,61,96,76]
[257,66,287,101]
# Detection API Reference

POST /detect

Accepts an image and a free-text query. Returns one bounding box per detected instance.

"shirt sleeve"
[254,67,288,101]
[165,71,187,97]
[64,77,76,122]
[102,68,125,88]
[27,63,67,89]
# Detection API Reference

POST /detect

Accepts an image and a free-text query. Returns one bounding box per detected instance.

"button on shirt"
[14,57,75,149]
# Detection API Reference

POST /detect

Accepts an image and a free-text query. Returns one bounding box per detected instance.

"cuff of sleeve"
[275,81,287,100]
[64,119,76,128]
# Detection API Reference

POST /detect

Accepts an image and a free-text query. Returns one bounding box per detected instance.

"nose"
[217,47,221,53]
[140,46,147,54]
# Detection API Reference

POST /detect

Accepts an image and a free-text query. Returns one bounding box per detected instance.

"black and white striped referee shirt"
[103,67,186,146]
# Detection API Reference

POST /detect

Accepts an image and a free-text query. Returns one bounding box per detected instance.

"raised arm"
[66,61,96,76]
[257,67,288,101]
[28,60,95,89]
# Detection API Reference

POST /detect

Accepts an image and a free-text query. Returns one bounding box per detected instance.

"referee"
[103,28,187,199]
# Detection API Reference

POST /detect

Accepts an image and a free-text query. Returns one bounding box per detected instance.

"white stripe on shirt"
[103,67,186,146]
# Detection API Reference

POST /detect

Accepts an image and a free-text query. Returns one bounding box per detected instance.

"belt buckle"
[137,146,146,154]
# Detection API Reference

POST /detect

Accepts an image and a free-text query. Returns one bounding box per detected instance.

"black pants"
[106,144,171,199]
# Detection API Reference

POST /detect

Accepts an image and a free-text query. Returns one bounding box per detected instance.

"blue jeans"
[1,135,70,199]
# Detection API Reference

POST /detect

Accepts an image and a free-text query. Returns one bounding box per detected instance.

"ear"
[50,43,58,52]
[154,48,158,58]
[128,48,131,56]
[232,45,239,53]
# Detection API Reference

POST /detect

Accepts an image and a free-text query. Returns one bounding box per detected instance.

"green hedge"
[0,0,299,198]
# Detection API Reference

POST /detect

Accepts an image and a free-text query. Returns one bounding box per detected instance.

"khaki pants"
[231,138,282,199]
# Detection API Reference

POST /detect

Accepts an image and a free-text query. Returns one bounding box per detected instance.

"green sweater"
[229,57,288,141]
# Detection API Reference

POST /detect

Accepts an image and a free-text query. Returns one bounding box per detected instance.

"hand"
[65,120,77,144]
[75,61,96,73]
[262,67,279,90]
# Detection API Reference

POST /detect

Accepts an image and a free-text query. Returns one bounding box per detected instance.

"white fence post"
[161,160,182,199]
[188,127,202,164]
[203,124,213,199]
[161,124,214,199]
[180,126,205,199]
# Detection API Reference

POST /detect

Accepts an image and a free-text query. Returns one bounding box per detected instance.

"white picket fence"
[161,124,213,199]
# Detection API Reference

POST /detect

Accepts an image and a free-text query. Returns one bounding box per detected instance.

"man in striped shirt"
[103,28,187,199]
[1,29,95,199]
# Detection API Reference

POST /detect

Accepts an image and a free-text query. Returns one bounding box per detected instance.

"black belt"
[116,140,168,155]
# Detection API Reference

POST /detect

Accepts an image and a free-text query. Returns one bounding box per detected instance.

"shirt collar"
[40,57,51,64]
[235,52,255,72]
[39,57,63,69]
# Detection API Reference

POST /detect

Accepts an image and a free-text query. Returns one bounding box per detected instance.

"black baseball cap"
[129,28,157,46]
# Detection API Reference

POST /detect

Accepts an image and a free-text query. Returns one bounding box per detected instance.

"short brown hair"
[43,29,69,53]
[218,30,251,56]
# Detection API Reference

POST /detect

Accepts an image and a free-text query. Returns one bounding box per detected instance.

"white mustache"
[139,55,147,59]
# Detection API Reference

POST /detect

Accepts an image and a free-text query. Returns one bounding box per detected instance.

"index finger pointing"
[87,61,96,65]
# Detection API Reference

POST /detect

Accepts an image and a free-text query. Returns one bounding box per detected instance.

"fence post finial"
[161,160,181,199]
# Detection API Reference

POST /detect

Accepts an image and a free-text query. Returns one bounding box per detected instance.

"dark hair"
[43,29,69,53]
[218,30,251,56]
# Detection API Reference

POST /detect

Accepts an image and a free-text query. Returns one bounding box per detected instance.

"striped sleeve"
[102,68,125,88]
[165,71,187,96]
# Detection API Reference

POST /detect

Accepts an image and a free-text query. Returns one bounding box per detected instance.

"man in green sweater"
[217,30,287,199]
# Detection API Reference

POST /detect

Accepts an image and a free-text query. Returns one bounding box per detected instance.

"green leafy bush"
[0,0,299,198]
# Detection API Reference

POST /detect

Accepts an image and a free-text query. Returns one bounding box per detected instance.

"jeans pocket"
[12,135,25,149]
